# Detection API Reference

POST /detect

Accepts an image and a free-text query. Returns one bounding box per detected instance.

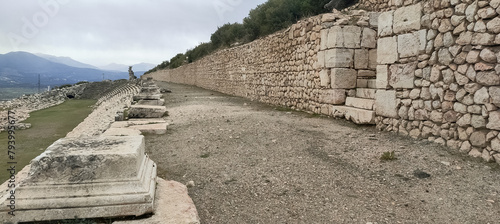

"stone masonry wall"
[146,12,378,119]
[146,2,500,164]
[374,1,500,162]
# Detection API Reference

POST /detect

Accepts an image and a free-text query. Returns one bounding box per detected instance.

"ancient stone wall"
[374,1,500,162]
[145,1,500,164]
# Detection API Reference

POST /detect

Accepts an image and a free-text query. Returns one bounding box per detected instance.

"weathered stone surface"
[472,33,495,45]
[325,49,354,68]
[398,32,420,58]
[320,70,330,87]
[377,37,398,64]
[389,62,416,89]
[465,1,478,22]
[133,94,162,101]
[376,65,389,89]
[103,128,142,136]
[490,86,500,106]
[375,90,398,118]
[471,115,487,128]
[355,49,369,69]
[378,11,393,36]
[487,17,500,33]
[0,136,157,223]
[346,97,375,110]
[476,71,500,86]
[438,48,453,65]
[326,26,343,48]
[393,3,422,34]
[356,88,377,99]
[319,89,346,105]
[129,105,168,118]
[487,111,500,130]
[343,26,362,48]
[331,68,357,89]
[361,28,377,48]
[474,87,490,104]
[470,131,487,147]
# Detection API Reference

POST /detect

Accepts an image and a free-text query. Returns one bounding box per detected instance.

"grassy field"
[0,99,96,182]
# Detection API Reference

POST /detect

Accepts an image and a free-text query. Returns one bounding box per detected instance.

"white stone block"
[343,26,362,48]
[331,68,357,89]
[389,62,417,89]
[378,11,394,37]
[346,97,375,110]
[375,90,398,118]
[355,49,369,69]
[325,49,354,68]
[320,69,330,87]
[318,50,325,68]
[377,36,398,64]
[362,28,377,48]
[417,29,427,52]
[327,26,343,49]
[398,33,420,58]
[376,65,390,89]
[393,3,422,34]
[320,29,329,50]
[319,89,346,105]
[369,49,378,69]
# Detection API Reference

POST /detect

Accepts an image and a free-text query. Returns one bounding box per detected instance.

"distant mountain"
[35,53,99,69]
[0,52,129,88]
[99,62,155,73]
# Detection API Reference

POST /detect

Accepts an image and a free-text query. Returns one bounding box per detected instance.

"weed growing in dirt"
[380,151,397,161]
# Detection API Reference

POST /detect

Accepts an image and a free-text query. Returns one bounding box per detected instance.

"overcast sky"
[0,0,267,67]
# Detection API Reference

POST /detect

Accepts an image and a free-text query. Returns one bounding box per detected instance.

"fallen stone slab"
[138,99,165,106]
[128,105,167,118]
[103,127,143,136]
[113,178,200,224]
[133,94,162,101]
[111,119,168,135]
[0,135,157,223]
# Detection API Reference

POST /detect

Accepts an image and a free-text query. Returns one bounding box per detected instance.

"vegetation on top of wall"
[145,0,336,74]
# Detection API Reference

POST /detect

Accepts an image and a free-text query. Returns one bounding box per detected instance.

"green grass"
[380,151,397,161]
[0,99,96,182]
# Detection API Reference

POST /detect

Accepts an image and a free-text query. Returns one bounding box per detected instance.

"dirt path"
[146,82,500,224]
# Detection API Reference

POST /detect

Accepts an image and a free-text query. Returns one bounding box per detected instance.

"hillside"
[0,52,130,87]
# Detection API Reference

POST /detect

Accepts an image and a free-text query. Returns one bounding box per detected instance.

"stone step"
[345,97,375,110]
[356,79,377,89]
[111,119,169,135]
[356,88,377,99]
[128,105,167,118]
[133,94,162,101]
[331,106,376,124]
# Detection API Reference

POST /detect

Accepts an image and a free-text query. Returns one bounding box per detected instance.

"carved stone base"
[0,136,157,223]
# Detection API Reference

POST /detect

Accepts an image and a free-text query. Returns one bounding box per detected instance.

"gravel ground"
[145,81,500,224]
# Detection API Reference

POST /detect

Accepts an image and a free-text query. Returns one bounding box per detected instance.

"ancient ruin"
[0,81,172,223]
[144,0,500,164]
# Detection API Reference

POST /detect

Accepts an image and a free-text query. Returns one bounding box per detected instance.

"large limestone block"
[331,68,357,89]
[389,62,417,89]
[325,49,354,68]
[332,106,375,124]
[345,97,375,110]
[133,94,162,101]
[319,89,346,105]
[378,11,394,37]
[376,65,390,89]
[111,119,169,135]
[398,32,420,58]
[0,136,157,223]
[129,105,168,118]
[355,49,369,69]
[138,99,165,106]
[487,111,500,130]
[393,3,422,34]
[375,90,398,118]
[362,28,377,49]
[327,26,343,49]
[377,37,398,64]
[343,26,362,48]
[356,88,377,99]
[320,69,330,87]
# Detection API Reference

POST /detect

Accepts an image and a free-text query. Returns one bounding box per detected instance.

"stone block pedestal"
[0,136,157,223]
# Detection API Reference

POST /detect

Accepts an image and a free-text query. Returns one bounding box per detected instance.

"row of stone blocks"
[0,82,169,223]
